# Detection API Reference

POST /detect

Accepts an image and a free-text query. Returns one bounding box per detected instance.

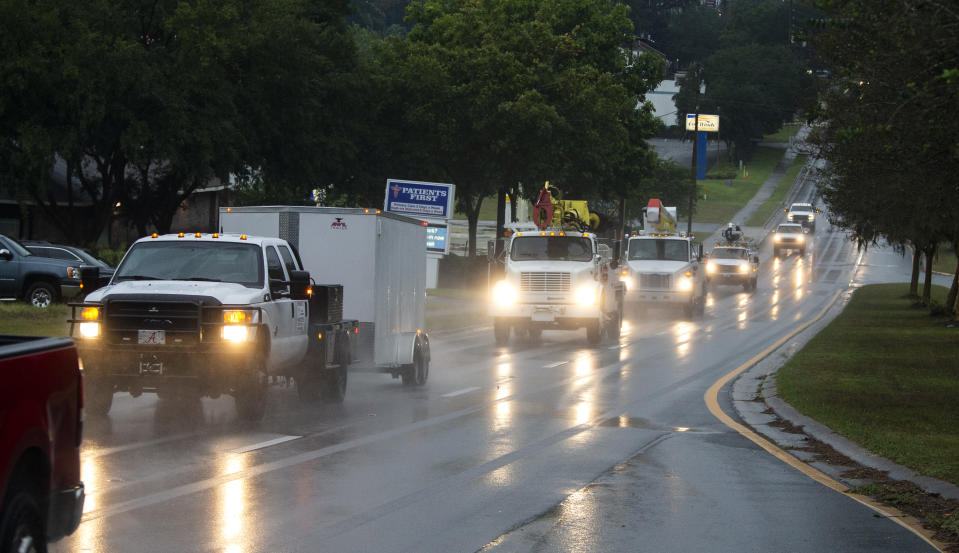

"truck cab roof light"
[195,232,202,238]
[240,234,247,240]
[151,233,158,238]
[177,232,184,238]
[212,233,219,238]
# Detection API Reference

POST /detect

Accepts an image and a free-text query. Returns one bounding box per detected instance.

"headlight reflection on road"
[574,355,591,378]
[219,455,249,550]
[738,310,748,330]
[498,362,511,377]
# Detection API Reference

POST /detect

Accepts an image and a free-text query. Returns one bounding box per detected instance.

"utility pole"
[688,110,699,236]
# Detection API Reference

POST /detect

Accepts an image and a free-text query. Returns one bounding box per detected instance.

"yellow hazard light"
[177,232,185,238]
[621,269,628,276]
[516,232,523,237]
[549,232,556,236]
[223,310,250,324]
[151,233,158,238]
[212,233,219,238]
[685,271,692,277]
[194,232,201,238]
[559,232,565,236]
[364,209,370,213]
[81,307,100,321]
[227,207,232,212]
[540,232,546,236]
[317,332,323,340]
[376,210,381,214]
[417,329,422,335]
[240,234,247,240]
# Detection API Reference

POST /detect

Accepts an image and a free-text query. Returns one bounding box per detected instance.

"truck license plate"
[532,310,554,322]
[138,354,163,375]
[138,330,165,345]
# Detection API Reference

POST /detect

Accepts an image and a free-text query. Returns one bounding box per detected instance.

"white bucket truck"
[621,199,706,319]
[219,206,431,386]
[487,184,624,346]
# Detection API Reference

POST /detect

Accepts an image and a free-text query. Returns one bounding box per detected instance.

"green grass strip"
[695,147,785,224]
[777,283,959,486]
[0,303,72,337]
[761,123,802,143]
[745,154,808,227]
[933,243,956,274]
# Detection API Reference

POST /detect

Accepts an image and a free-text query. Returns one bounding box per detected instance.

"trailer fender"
[390,331,429,366]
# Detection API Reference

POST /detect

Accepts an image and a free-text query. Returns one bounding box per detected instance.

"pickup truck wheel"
[586,320,601,346]
[493,318,510,346]
[85,379,114,416]
[235,352,268,421]
[0,485,46,553]
[26,281,57,309]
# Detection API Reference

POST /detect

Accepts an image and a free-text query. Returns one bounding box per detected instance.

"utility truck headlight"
[574,284,598,305]
[738,262,749,273]
[677,277,693,292]
[706,262,717,273]
[787,214,794,221]
[492,280,517,306]
[797,235,805,243]
[808,214,815,221]
[79,322,100,338]
[222,325,250,343]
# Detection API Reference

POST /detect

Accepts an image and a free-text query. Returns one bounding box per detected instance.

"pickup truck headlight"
[220,309,259,343]
[78,306,100,338]
[706,262,717,273]
[797,235,805,243]
[808,214,815,221]
[574,284,598,305]
[787,214,794,221]
[492,280,517,306]
[738,262,749,273]
[67,266,80,279]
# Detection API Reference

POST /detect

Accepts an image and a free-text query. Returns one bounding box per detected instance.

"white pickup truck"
[70,232,356,420]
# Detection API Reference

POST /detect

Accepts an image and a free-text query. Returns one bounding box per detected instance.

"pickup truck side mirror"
[289,270,311,301]
[0,248,11,261]
[79,265,102,294]
[752,255,760,264]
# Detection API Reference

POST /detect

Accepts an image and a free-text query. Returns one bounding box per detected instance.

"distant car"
[0,234,83,308]
[706,245,759,291]
[21,241,115,288]
[785,202,819,231]
[773,223,807,257]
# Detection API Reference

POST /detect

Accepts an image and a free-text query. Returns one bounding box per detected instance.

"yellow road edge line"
[704,289,946,552]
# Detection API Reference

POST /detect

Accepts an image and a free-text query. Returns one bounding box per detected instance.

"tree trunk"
[946,240,959,316]
[922,243,935,305]
[909,246,921,297]
[463,195,484,258]
[495,187,505,242]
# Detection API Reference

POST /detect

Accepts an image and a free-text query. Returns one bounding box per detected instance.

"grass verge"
[0,303,72,337]
[695,147,785,224]
[776,283,959,486]
[934,243,956,275]
[745,154,808,227]
[761,122,802,143]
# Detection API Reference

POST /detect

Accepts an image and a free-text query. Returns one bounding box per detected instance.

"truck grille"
[639,274,671,290]
[104,299,202,345]
[791,214,809,223]
[520,272,571,292]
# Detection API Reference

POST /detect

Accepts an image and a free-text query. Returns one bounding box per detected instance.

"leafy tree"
[362,0,665,254]
[809,0,959,312]
[0,0,357,244]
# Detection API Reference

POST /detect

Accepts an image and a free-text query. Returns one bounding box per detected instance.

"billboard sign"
[426,223,449,254]
[685,114,720,132]
[384,179,456,218]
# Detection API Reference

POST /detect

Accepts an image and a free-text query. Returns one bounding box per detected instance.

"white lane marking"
[441,386,480,398]
[543,361,569,368]
[608,345,622,350]
[228,435,301,454]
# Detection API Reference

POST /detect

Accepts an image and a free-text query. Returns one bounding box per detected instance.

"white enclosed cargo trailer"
[218,206,430,385]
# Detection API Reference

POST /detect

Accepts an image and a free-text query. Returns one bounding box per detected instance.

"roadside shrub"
[438,254,489,289]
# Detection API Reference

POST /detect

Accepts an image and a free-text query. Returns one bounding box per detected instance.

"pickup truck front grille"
[520,272,571,292]
[790,214,809,223]
[103,299,202,345]
[639,274,671,290]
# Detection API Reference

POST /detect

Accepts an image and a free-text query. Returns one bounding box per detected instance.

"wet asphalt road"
[51,222,937,552]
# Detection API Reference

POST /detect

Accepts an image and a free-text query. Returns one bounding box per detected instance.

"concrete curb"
[731,292,959,501]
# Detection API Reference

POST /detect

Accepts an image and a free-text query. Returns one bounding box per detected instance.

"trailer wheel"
[493,318,510,346]
[0,480,46,553]
[401,346,428,386]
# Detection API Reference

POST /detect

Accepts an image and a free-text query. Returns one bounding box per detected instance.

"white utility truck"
[488,184,624,346]
[70,232,356,421]
[621,199,706,318]
[219,206,430,386]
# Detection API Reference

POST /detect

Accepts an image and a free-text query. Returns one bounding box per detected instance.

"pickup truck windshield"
[1,236,32,257]
[510,236,592,261]
[628,238,689,261]
[710,248,748,260]
[115,242,264,287]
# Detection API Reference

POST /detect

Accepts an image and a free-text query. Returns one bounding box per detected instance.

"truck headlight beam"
[492,281,517,306]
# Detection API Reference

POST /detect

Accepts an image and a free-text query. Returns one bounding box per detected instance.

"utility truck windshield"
[115,241,264,286]
[510,236,592,262]
[628,239,689,261]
